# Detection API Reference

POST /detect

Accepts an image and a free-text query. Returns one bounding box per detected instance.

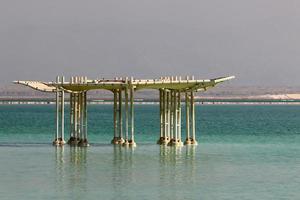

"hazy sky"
[0,0,299,86]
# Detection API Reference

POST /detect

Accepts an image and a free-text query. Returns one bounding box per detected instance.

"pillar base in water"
[157,137,170,145]
[121,139,136,147]
[184,138,198,145]
[78,139,89,147]
[156,137,164,145]
[52,138,66,146]
[111,137,125,145]
[121,139,137,147]
[168,139,183,147]
[184,138,192,145]
[129,140,137,147]
[191,140,198,145]
[67,137,80,146]
[111,137,118,144]
[122,139,130,146]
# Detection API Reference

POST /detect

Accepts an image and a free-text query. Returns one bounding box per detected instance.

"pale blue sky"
[0,0,299,86]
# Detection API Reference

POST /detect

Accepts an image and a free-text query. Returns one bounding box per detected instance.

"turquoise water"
[0,105,300,199]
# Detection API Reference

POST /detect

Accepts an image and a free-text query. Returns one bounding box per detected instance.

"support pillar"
[74,93,79,144]
[167,90,183,147]
[169,90,174,144]
[129,86,136,147]
[173,90,178,144]
[69,92,73,139]
[123,87,130,146]
[184,92,192,145]
[53,76,65,146]
[84,92,88,144]
[190,91,198,145]
[60,76,66,144]
[177,91,183,146]
[166,90,171,143]
[53,76,61,146]
[162,89,169,145]
[157,89,165,144]
[78,92,83,145]
[76,92,81,144]
[78,91,89,146]
[111,89,119,144]
[117,89,124,144]
[68,92,76,144]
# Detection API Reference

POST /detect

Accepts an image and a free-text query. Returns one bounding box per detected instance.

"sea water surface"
[0,105,300,200]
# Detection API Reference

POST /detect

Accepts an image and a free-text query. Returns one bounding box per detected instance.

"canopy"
[14,76,235,93]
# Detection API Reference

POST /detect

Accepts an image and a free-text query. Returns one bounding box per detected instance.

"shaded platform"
[14,76,234,147]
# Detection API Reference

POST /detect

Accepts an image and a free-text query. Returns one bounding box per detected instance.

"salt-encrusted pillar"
[111,89,119,144]
[60,76,66,145]
[177,91,183,146]
[84,91,88,144]
[169,90,174,144]
[78,91,89,147]
[157,89,165,145]
[171,90,177,145]
[123,85,130,146]
[129,85,136,147]
[53,76,61,146]
[162,89,169,145]
[166,90,171,144]
[118,89,125,144]
[190,91,198,145]
[68,92,75,144]
[184,92,191,145]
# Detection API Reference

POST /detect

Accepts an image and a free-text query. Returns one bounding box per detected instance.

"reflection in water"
[68,146,88,200]
[53,145,197,199]
[55,146,88,199]
[69,146,87,164]
[111,146,135,200]
[159,146,197,200]
[55,146,66,195]
[185,146,197,185]
[159,145,183,163]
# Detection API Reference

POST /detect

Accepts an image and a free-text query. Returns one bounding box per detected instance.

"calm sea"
[0,105,300,200]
